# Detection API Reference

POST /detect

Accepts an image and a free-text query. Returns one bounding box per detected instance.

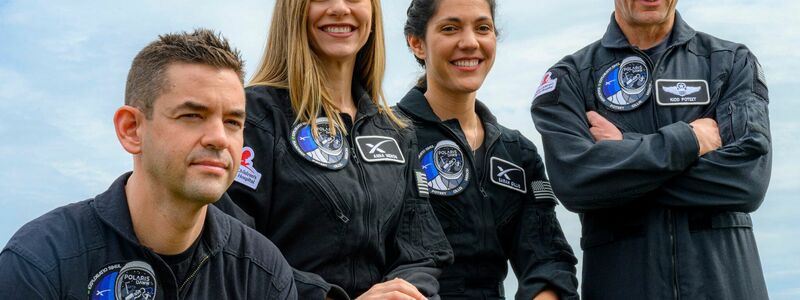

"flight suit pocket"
[525,209,571,259]
[718,99,770,155]
[405,200,451,254]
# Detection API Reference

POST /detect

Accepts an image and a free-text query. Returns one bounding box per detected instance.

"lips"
[320,24,357,36]
[191,159,229,171]
[452,59,480,67]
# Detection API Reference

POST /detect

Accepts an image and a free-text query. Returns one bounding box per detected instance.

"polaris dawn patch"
[419,140,470,196]
[88,261,157,300]
[596,56,652,111]
[290,117,349,170]
[490,157,527,193]
[655,79,710,106]
[235,146,262,190]
[355,136,405,163]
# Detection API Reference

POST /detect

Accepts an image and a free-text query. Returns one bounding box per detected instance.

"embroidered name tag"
[355,136,405,163]
[655,79,710,106]
[490,157,527,193]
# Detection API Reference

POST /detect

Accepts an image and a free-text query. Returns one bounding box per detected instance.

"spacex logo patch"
[490,157,526,193]
[355,136,405,163]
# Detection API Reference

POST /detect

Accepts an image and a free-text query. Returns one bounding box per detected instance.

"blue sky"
[1,0,797,298]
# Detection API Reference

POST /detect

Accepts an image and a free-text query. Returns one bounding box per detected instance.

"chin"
[184,182,227,205]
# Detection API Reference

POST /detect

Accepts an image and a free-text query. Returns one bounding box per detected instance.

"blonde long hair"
[250,0,405,134]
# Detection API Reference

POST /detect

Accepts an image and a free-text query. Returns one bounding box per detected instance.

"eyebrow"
[438,16,492,23]
[170,100,245,118]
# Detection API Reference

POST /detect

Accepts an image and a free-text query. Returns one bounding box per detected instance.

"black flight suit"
[0,173,297,299]
[531,12,771,300]
[219,85,453,299]
[398,87,579,300]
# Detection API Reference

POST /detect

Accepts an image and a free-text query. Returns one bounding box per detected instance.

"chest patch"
[88,261,157,300]
[419,140,470,196]
[655,79,710,106]
[596,56,652,111]
[234,146,263,190]
[290,117,349,170]
[490,157,527,193]
[355,136,405,163]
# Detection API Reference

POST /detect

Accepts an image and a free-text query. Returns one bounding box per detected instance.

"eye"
[477,24,493,33]
[441,25,459,33]
[225,119,244,129]
[179,113,203,120]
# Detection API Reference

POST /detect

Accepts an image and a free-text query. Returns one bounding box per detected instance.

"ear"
[114,105,144,155]
[407,35,426,62]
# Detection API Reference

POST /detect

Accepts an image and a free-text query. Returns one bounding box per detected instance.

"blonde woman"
[218,0,453,299]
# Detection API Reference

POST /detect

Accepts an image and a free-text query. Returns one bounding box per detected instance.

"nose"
[327,0,351,17]
[458,30,479,51]
[201,119,229,151]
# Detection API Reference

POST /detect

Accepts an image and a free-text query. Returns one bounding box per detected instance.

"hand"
[587,111,622,141]
[689,118,721,156]
[533,288,559,300]
[355,278,427,300]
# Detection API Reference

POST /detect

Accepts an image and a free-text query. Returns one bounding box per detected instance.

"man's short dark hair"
[124,28,245,118]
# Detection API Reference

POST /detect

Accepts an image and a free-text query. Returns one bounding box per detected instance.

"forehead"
[157,63,245,110]
[432,0,492,21]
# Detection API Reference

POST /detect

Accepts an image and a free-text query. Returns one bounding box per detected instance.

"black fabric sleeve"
[224,90,279,236]
[0,249,58,299]
[654,48,771,211]
[382,130,453,300]
[531,66,699,213]
[509,136,579,300]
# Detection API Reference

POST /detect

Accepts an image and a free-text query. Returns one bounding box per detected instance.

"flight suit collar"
[397,86,502,146]
[601,11,696,49]
[91,172,230,256]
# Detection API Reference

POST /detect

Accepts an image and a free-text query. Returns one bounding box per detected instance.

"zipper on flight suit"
[178,254,210,298]
[347,113,375,293]
[632,45,681,300]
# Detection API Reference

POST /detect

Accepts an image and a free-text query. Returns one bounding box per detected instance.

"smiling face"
[409,0,496,95]
[138,63,245,204]
[306,0,373,65]
[615,0,677,27]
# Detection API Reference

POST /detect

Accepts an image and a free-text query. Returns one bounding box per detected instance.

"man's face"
[139,63,245,205]
[615,0,677,27]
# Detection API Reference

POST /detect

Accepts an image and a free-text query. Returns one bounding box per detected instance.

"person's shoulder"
[495,125,539,154]
[244,84,292,122]
[214,208,290,273]
[3,199,101,273]
[690,31,750,55]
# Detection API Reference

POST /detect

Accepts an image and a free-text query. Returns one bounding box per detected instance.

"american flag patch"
[415,171,429,198]
[531,180,557,201]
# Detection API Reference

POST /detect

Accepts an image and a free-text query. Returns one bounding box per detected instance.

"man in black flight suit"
[531,0,771,299]
[0,29,297,299]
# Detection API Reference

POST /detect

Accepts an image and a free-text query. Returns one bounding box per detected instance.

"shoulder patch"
[532,68,565,107]
[355,136,405,164]
[415,171,429,198]
[88,261,158,300]
[490,157,527,193]
[751,55,769,101]
[530,180,557,202]
[235,146,263,190]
